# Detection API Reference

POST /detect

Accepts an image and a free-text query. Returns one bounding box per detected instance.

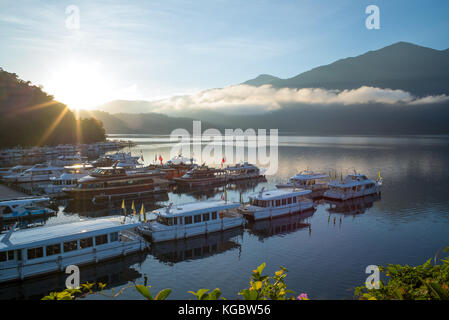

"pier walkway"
[0,184,28,201]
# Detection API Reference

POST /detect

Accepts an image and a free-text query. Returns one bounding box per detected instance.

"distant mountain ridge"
[243,42,449,96]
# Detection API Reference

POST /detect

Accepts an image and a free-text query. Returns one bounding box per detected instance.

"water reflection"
[325,194,381,217]
[150,228,243,265]
[0,251,148,300]
[246,210,314,241]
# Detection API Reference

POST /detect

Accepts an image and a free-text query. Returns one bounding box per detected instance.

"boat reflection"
[172,177,266,200]
[0,251,148,300]
[62,193,169,218]
[325,193,381,216]
[246,210,314,241]
[149,227,243,265]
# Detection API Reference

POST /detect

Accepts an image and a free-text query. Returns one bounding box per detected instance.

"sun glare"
[45,61,112,111]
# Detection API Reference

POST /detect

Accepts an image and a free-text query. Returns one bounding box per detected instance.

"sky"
[1,0,449,110]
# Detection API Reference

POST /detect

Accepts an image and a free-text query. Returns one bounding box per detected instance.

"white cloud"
[148,85,449,114]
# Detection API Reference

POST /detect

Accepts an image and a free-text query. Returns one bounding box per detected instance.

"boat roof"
[328,174,374,187]
[0,216,139,250]
[291,172,328,180]
[155,200,240,217]
[249,188,311,200]
[0,197,50,206]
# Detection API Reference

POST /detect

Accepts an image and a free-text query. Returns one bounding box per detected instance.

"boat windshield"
[156,215,176,226]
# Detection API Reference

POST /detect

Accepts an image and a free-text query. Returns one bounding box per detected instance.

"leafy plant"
[354,247,449,300]
[43,263,304,300]
[238,263,296,300]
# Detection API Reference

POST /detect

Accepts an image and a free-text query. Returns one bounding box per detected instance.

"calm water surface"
[2,135,449,300]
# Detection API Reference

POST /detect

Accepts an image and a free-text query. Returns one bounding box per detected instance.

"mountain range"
[91,42,449,135]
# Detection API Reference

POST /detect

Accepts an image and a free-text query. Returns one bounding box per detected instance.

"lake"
[2,134,449,300]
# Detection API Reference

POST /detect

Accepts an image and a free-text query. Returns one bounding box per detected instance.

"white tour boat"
[323,173,382,201]
[0,197,54,221]
[225,162,265,181]
[238,188,314,221]
[0,216,147,283]
[1,165,33,181]
[276,170,330,198]
[41,164,93,196]
[52,153,87,167]
[9,163,64,183]
[137,201,245,242]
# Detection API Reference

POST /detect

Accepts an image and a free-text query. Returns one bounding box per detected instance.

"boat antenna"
[166,202,173,214]
[258,187,265,196]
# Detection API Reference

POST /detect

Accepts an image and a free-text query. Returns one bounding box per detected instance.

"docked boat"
[1,165,33,181]
[0,197,55,221]
[63,167,168,201]
[41,164,93,197]
[52,153,87,167]
[0,216,148,283]
[137,200,245,242]
[323,173,382,201]
[174,166,227,188]
[6,163,64,183]
[238,188,314,221]
[276,170,330,198]
[225,162,265,181]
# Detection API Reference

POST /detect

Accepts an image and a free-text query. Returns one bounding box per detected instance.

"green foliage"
[43,263,302,300]
[188,288,223,300]
[0,68,106,147]
[354,247,449,300]
[42,282,106,300]
[238,263,296,300]
[135,285,172,300]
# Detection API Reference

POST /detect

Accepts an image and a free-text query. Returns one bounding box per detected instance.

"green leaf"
[155,288,172,300]
[135,285,154,300]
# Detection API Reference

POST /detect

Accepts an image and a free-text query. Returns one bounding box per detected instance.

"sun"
[44,61,112,110]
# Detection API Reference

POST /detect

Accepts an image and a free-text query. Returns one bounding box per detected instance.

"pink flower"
[297,293,309,300]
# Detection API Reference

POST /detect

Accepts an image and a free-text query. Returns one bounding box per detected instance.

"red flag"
[159,155,163,164]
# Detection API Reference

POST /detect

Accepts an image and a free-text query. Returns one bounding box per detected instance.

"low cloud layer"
[149,84,449,114]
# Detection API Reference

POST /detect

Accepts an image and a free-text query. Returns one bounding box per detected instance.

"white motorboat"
[137,201,245,242]
[0,216,147,283]
[1,165,33,181]
[10,163,64,183]
[0,197,54,221]
[225,162,265,181]
[323,173,382,201]
[238,188,314,221]
[276,170,330,198]
[41,164,93,196]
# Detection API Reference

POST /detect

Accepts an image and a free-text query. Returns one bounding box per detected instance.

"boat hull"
[138,218,245,242]
[239,201,315,221]
[0,237,148,284]
[323,186,380,201]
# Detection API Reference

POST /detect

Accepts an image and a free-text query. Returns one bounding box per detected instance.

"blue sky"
[1,0,448,109]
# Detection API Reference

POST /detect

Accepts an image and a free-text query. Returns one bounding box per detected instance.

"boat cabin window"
[0,206,13,214]
[288,198,292,204]
[64,240,78,252]
[211,212,217,220]
[95,235,108,246]
[27,247,44,260]
[0,250,13,262]
[276,200,281,207]
[194,215,201,223]
[184,216,192,225]
[46,244,61,256]
[80,237,93,249]
[110,232,119,242]
[203,213,210,221]
[293,197,297,203]
[282,199,287,205]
